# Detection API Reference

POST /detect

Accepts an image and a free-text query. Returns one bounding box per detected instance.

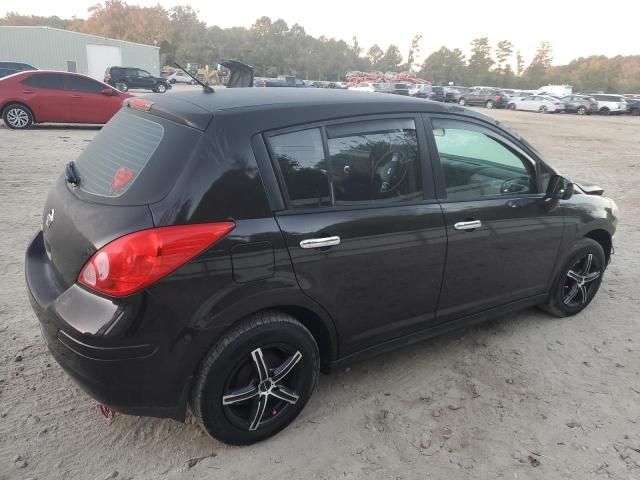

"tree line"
[2,2,639,93]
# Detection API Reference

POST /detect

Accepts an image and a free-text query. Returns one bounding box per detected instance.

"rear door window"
[22,73,65,90]
[267,118,423,208]
[72,109,202,205]
[268,128,331,208]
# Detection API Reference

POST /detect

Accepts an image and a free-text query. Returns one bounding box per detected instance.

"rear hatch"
[42,100,209,290]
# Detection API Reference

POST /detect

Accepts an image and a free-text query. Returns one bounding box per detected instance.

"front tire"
[191,311,320,445]
[541,238,605,317]
[3,104,34,129]
[539,105,548,114]
[155,83,167,93]
[458,98,466,106]
[577,106,587,115]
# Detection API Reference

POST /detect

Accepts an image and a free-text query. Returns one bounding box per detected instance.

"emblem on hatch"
[45,208,55,229]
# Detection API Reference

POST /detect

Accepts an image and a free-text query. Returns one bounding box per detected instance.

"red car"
[0,70,131,129]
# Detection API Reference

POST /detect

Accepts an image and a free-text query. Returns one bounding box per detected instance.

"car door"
[64,75,122,124]
[20,72,71,122]
[563,96,576,112]
[267,116,447,356]
[424,116,564,323]
[136,69,155,89]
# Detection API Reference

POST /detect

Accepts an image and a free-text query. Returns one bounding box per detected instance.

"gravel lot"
[0,108,639,480]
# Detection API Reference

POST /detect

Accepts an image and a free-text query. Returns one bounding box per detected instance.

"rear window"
[72,109,202,205]
[75,113,163,197]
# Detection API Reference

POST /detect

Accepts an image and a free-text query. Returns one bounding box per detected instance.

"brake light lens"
[78,223,235,297]
[495,95,501,101]
[128,99,154,111]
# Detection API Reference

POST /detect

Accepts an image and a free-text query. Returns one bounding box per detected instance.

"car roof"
[139,87,522,140]
[167,88,451,113]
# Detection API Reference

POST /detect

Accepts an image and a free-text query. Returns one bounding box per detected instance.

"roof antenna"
[174,62,214,93]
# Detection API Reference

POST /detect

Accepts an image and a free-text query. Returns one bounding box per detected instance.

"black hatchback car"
[26,89,618,445]
[104,66,171,93]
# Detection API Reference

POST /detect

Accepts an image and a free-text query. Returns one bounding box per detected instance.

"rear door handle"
[299,236,341,249]
[454,220,482,231]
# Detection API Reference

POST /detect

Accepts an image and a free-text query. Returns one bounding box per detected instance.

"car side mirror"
[102,88,117,96]
[545,174,574,200]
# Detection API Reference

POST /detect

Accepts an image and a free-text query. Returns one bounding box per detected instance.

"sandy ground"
[0,108,639,480]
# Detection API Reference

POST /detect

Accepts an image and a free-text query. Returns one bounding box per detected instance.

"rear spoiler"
[221,59,254,88]
[124,96,212,131]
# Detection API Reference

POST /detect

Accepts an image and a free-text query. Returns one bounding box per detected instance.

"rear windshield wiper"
[65,161,80,186]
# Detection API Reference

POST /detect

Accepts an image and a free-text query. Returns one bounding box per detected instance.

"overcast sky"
[2,0,639,65]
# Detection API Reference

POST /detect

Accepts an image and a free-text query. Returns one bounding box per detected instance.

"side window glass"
[327,120,422,205]
[22,73,65,90]
[65,75,103,93]
[432,121,535,200]
[268,129,331,208]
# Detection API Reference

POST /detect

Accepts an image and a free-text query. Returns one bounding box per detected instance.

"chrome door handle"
[454,220,482,231]
[299,236,341,249]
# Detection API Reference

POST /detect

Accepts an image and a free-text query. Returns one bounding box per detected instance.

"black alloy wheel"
[541,238,605,317]
[562,253,602,307]
[222,345,303,431]
[191,312,319,445]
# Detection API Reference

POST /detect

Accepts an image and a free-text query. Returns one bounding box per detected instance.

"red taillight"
[78,223,235,297]
[128,99,153,111]
[495,95,501,101]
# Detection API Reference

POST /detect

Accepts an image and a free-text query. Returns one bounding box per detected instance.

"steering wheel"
[371,150,408,195]
[500,176,531,194]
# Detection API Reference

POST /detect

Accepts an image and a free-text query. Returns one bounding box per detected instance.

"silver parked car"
[508,95,565,113]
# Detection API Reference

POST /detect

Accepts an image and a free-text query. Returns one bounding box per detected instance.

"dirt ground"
[0,108,639,480]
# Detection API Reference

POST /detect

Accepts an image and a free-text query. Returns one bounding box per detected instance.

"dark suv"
[104,66,170,93]
[560,95,598,115]
[26,88,617,445]
[458,88,509,108]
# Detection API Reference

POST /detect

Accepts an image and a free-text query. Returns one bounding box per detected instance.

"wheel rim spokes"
[249,394,269,431]
[224,347,302,431]
[222,384,259,405]
[563,253,601,306]
[270,385,299,404]
[272,351,302,383]
[7,109,28,127]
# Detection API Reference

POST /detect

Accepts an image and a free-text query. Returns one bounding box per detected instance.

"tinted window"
[269,129,331,208]
[65,75,104,93]
[432,121,535,200]
[22,73,65,90]
[137,70,151,77]
[327,119,422,205]
[74,112,164,197]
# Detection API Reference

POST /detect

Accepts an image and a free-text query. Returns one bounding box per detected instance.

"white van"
[536,85,572,97]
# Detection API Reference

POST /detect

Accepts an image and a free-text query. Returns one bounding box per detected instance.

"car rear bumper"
[25,231,192,421]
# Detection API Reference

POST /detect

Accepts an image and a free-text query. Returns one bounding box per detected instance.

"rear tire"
[539,105,548,114]
[508,103,516,111]
[540,238,605,318]
[115,81,128,93]
[191,311,320,445]
[599,107,610,116]
[3,103,34,129]
[485,100,495,109]
[577,106,587,115]
[458,98,466,106]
